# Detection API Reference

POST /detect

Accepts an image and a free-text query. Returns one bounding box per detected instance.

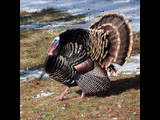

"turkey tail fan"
[97,24,120,70]
[89,13,132,67]
[89,13,125,29]
[115,20,132,66]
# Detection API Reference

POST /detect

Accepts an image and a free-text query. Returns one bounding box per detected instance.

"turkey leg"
[55,86,70,101]
[75,92,85,100]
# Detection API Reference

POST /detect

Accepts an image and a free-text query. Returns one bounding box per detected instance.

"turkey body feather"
[43,13,133,100]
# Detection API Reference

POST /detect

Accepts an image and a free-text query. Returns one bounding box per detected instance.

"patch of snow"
[113,118,118,120]
[61,107,65,110]
[20,68,51,81]
[20,70,25,74]
[110,54,140,76]
[136,71,140,75]
[133,112,136,114]
[20,0,140,31]
[117,104,122,108]
[36,92,55,98]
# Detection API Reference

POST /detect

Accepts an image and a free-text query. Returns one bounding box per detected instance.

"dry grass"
[20,8,86,25]
[20,74,140,120]
[20,10,29,16]
[31,8,72,23]
[20,29,64,70]
[131,31,140,56]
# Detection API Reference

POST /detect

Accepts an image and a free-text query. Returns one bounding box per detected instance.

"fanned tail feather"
[89,13,132,69]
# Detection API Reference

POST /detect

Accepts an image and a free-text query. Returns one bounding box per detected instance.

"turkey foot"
[55,86,70,101]
[75,92,85,100]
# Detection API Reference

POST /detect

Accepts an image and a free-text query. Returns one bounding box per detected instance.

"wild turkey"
[43,13,132,101]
